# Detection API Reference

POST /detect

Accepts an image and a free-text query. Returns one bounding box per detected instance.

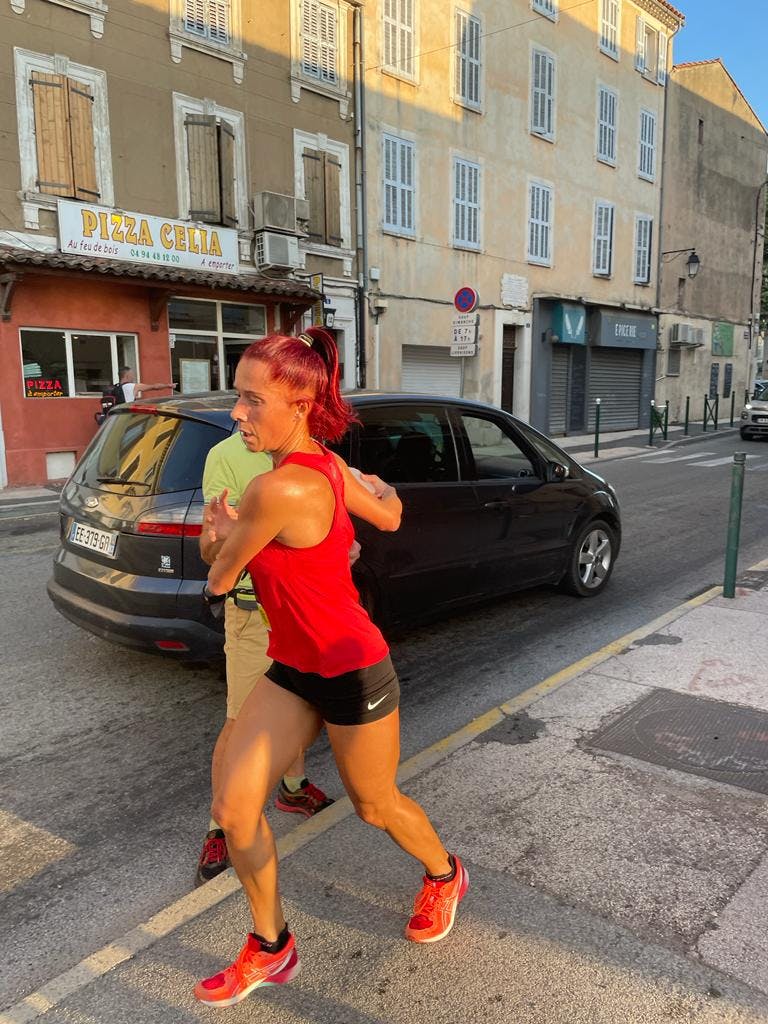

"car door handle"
[483,499,514,510]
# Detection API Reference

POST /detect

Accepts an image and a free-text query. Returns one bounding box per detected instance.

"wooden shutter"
[303,148,326,243]
[186,114,220,223]
[67,78,100,200]
[218,120,237,227]
[30,72,74,197]
[324,153,342,247]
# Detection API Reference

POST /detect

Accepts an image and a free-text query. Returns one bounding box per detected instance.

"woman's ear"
[294,397,312,420]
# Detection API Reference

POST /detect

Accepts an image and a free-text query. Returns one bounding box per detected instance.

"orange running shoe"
[194,932,300,1007]
[405,855,469,943]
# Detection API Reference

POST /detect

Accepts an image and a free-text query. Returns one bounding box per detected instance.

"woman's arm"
[333,455,402,532]
[206,476,289,594]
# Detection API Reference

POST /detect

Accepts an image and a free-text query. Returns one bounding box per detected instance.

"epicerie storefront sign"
[57,200,238,275]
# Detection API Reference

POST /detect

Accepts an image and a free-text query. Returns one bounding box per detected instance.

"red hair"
[240,327,356,442]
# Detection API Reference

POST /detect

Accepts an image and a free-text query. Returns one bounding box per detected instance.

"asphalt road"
[1,429,767,1009]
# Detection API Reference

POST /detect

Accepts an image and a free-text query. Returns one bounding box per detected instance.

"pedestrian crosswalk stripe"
[628,449,716,460]
[692,454,760,467]
[645,451,718,464]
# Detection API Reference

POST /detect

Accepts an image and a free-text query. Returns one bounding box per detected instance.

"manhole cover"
[587,690,768,795]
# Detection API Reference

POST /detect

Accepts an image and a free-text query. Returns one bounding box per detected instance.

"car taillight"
[155,640,189,651]
[136,503,203,537]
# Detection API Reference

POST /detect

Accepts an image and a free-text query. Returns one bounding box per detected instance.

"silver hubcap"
[578,528,612,589]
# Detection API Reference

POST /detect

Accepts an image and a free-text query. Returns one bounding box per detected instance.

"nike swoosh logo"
[367,693,390,711]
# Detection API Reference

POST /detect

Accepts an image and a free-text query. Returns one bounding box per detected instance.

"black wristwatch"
[203,584,227,615]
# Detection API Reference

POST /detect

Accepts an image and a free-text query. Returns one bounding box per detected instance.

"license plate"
[69,520,118,558]
[754,416,768,423]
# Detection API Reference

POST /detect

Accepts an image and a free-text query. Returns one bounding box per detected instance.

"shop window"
[14,49,113,229]
[172,336,220,393]
[20,329,138,398]
[173,95,246,228]
[294,130,351,254]
[221,303,266,335]
[169,0,246,84]
[169,298,218,331]
[168,298,266,392]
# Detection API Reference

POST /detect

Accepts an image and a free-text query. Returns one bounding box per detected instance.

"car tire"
[740,428,753,440]
[560,519,617,597]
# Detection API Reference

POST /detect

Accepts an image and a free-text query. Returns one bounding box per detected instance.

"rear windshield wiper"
[96,476,151,488]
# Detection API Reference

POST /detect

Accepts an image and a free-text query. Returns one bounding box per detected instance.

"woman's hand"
[359,473,396,502]
[204,489,239,544]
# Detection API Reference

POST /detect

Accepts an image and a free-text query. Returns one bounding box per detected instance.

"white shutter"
[402,346,462,397]
[528,182,552,263]
[634,216,652,283]
[600,0,618,56]
[593,202,614,276]
[453,158,480,247]
[597,86,616,163]
[183,0,206,35]
[533,0,557,18]
[456,10,481,106]
[657,32,668,84]
[382,134,415,233]
[302,0,320,76]
[385,0,414,76]
[531,50,554,136]
[635,16,646,71]
[319,3,338,82]
[639,110,656,179]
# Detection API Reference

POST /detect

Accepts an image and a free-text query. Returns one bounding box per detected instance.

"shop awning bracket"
[0,272,22,321]
[283,305,307,333]
[148,289,169,331]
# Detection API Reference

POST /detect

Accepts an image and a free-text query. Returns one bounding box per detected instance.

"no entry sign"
[454,286,478,313]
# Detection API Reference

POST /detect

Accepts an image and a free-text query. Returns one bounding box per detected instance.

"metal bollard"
[723,452,747,599]
[664,400,669,440]
[684,395,690,435]
[702,395,707,432]
[730,391,735,427]
[648,400,655,446]
[714,395,719,431]
[594,398,601,458]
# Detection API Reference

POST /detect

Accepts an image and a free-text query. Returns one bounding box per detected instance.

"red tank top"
[246,445,389,677]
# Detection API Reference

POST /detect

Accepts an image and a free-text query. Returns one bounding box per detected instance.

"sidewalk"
[557,420,740,463]
[5,562,768,1024]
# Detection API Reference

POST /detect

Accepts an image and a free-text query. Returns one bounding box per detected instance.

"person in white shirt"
[116,366,176,403]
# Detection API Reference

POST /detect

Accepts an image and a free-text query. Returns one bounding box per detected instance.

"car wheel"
[740,428,753,440]
[560,519,617,597]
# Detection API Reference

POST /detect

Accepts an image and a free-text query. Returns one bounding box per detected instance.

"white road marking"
[628,449,715,460]
[692,455,760,467]
[643,452,719,464]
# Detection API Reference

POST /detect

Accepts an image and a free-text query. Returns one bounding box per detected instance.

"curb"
[2,568,763,1024]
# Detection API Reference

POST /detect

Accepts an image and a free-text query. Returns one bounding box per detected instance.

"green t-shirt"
[202,434,272,603]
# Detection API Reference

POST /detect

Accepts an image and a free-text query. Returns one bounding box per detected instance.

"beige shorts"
[223,600,272,719]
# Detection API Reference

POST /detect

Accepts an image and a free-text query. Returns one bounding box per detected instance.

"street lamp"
[662,247,701,279]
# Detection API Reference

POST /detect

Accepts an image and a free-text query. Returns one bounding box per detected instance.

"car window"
[462,414,537,480]
[515,420,575,471]
[357,406,458,483]
[75,411,229,494]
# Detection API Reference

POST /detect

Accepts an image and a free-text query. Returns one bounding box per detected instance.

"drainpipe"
[351,1,368,388]
[748,178,767,387]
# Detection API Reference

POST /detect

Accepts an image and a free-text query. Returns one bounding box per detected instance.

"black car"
[47,392,621,659]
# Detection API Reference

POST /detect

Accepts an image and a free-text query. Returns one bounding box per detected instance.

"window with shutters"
[592,201,614,277]
[290,0,349,112]
[638,108,656,180]
[13,49,113,229]
[530,49,555,140]
[381,133,416,236]
[532,0,557,21]
[454,9,482,110]
[169,0,245,83]
[633,214,653,284]
[634,17,667,83]
[527,181,553,266]
[173,94,246,229]
[12,0,108,38]
[666,346,681,375]
[453,158,481,250]
[596,85,617,164]
[293,129,352,256]
[383,0,416,80]
[599,0,620,59]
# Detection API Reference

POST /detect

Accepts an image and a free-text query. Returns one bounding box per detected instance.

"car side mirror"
[547,461,568,482]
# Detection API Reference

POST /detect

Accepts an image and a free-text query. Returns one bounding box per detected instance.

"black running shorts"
[265,655,400,726]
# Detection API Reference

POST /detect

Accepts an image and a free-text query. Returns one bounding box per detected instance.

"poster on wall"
[180,359,211,394]
[712,322,734,357]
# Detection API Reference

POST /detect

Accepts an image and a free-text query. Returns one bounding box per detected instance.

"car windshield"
[75,411,229,494]
[753,383,768,401]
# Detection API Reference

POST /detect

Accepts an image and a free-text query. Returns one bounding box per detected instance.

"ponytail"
[240,327,357,441]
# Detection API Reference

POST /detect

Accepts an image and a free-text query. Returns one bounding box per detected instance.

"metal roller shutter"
[549,345,569,434]
[587,348,643,430]
[401,345,461,397]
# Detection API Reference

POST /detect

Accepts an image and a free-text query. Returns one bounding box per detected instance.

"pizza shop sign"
[57,199,238,275]
[25,378,65,398]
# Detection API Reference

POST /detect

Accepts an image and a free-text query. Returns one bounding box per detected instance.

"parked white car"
[740,382,768,440]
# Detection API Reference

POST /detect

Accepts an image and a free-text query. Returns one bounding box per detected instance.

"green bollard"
[723,452,747,598]
[664,400,669,440]
[648,400,655,446]
[730,391,735,427]
[714,395,719,431]
[594,398,601,458]
[684,395,690,435]
[702,395,707,432]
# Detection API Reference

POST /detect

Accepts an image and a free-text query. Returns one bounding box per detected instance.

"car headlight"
[744,404,753,411]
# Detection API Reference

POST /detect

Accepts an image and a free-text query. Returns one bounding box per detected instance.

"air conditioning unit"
[669,322,692,344]
[254,230,301,270]
[252,192,297,234]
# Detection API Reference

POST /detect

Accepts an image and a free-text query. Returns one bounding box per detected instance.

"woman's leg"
[213,676,323,940]
[326,709,451,877]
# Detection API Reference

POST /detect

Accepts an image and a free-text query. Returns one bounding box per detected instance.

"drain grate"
[735,569,768,591]
[587,690,768,796]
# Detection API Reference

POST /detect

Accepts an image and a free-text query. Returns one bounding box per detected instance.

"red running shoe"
[194,829,229,888]
[194,933,300,1007]
[405,855,469,943]
[274,779,334,817]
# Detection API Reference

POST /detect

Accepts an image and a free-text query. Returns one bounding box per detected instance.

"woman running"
[194,327,467,1008]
